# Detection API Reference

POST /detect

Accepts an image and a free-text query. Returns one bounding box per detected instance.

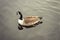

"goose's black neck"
[17,11,23,20]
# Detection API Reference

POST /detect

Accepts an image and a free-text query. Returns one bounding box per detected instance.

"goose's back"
[23,16,39,25]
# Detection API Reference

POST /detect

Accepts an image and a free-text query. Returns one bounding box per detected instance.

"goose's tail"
[39,17,43,20]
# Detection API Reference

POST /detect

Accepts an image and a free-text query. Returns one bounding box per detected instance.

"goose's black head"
[17,11,23,20]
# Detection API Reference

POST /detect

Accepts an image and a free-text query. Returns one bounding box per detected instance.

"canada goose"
[17,11,43,30]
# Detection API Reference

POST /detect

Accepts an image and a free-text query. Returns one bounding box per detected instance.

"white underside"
[18,19,24,25]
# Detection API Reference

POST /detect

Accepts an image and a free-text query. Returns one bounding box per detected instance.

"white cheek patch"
[18,19,24,25]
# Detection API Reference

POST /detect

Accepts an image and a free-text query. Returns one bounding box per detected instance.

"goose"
[17,11,43,30]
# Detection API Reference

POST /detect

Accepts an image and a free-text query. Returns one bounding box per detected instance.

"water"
[0,0,60,40]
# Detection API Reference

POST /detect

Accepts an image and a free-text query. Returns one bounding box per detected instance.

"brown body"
[20,16,41,26]
[24,16,39,24]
